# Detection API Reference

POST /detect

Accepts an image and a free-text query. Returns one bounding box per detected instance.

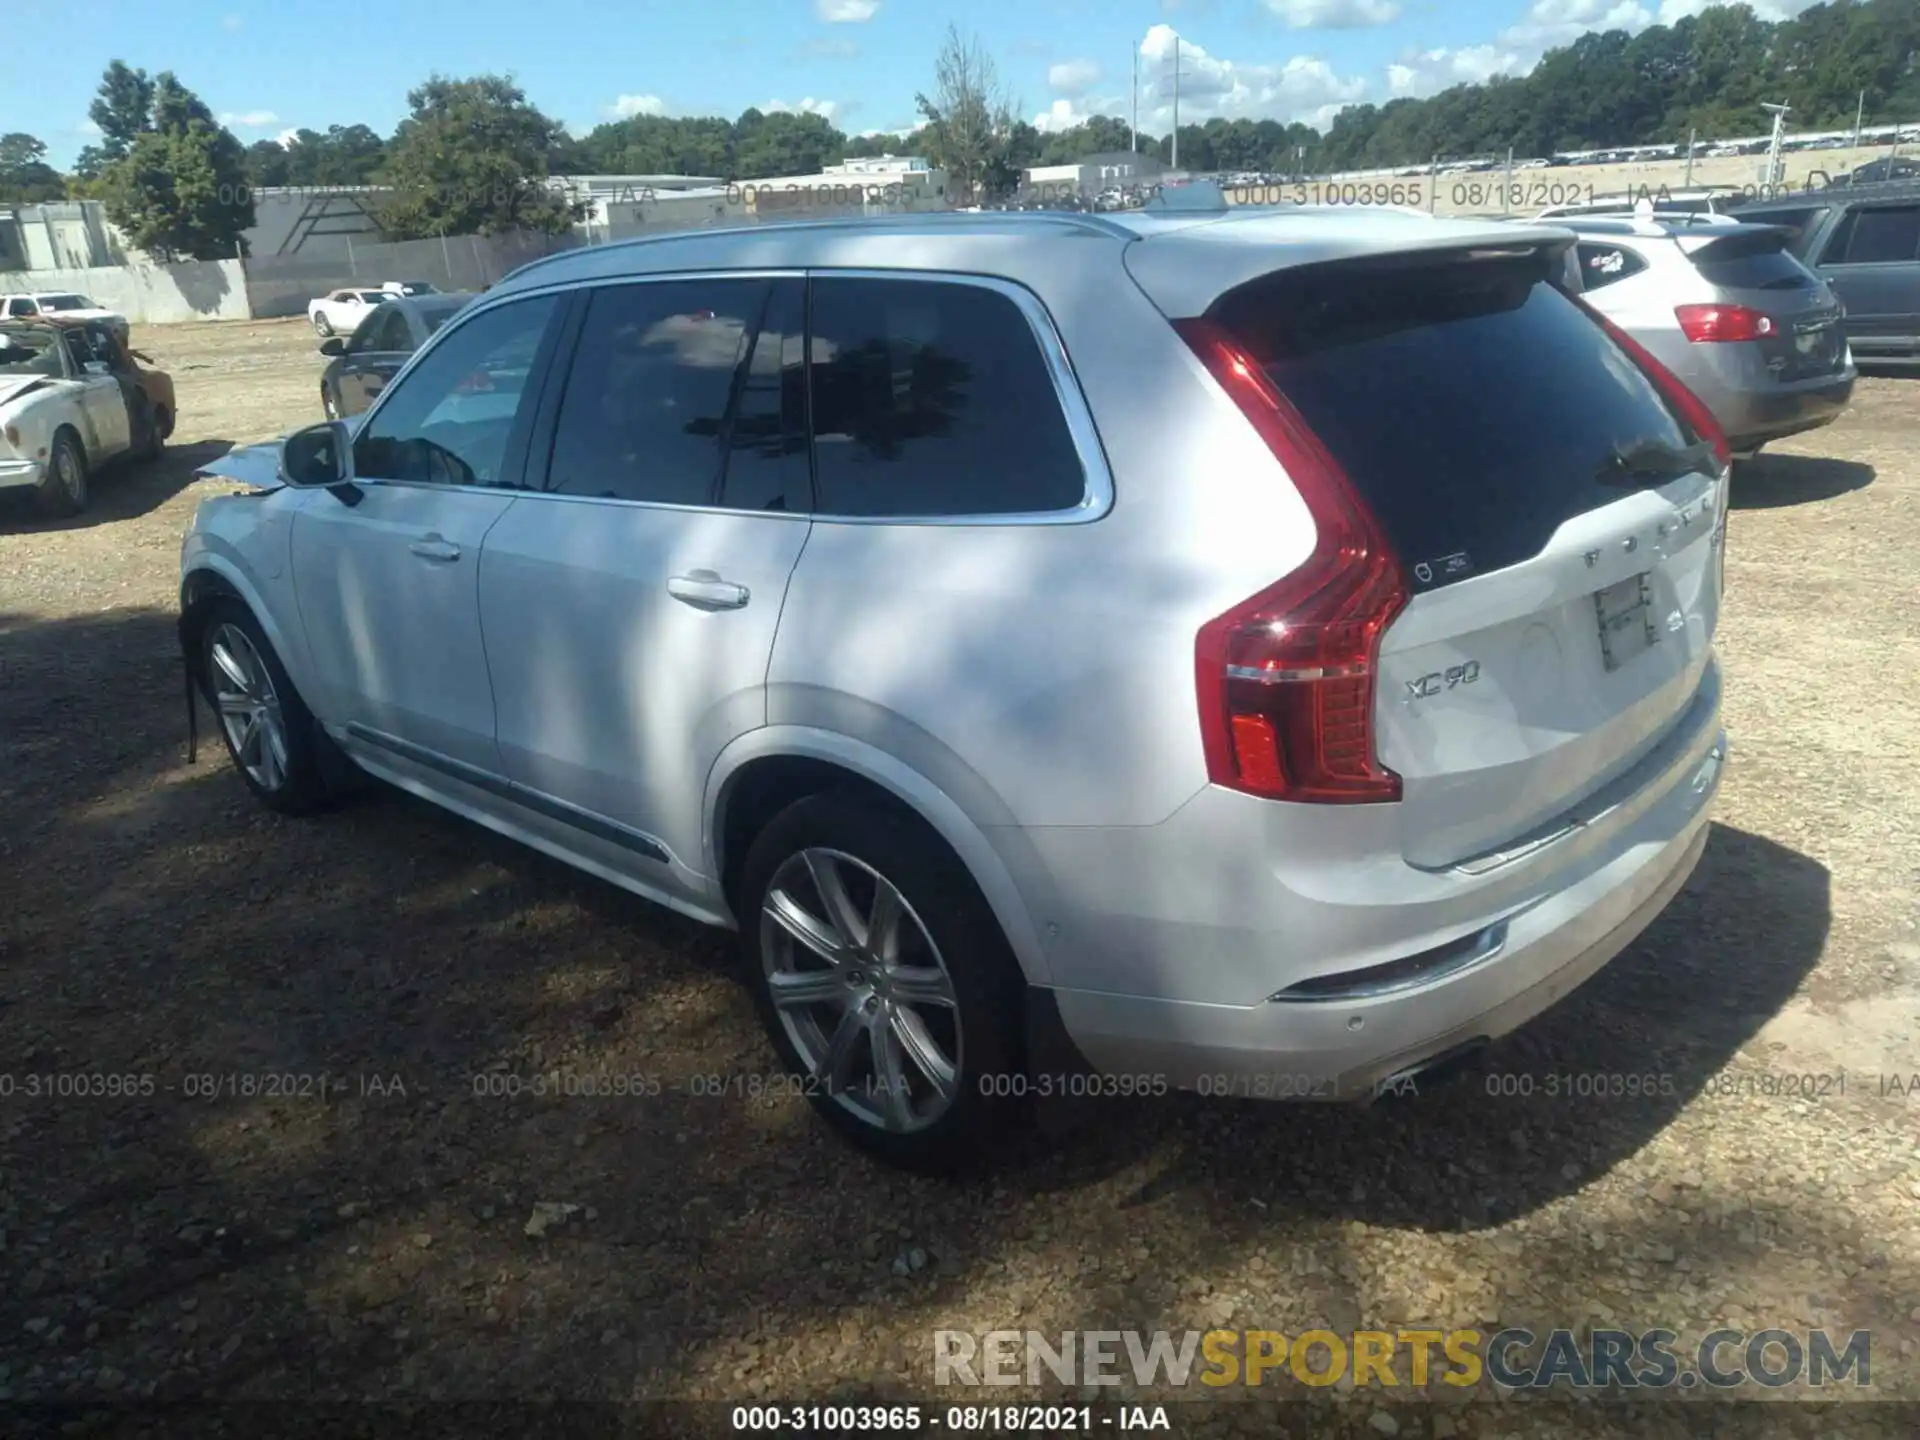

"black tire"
[154,403,174,442]
[737,791,1032,1173]
[139,401,168,462]
[312,313,334,338]
[195,601,335,816]
[34,429,88,518]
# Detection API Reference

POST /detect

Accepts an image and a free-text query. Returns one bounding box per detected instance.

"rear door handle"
[409,533,461,562]
[667,570,749,610]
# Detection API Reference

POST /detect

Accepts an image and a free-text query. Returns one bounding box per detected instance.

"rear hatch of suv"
[1161,236,1725,871]
[1675,226,1847,380]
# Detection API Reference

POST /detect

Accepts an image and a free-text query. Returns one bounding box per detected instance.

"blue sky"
[9,0,1811,168]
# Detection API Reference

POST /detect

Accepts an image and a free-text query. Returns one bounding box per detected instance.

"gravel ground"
[1,318,1916,1438]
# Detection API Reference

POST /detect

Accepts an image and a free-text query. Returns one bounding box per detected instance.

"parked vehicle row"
[1559,213,1857,457]
[186,204,1732,1170]
[0,316,174,516]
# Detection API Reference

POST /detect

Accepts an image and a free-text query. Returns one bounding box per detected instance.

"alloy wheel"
[53,444,83,505]
[760,847,963,1133]
[208,623,290,792]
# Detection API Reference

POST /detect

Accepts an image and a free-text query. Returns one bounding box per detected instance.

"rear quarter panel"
[766,248,1322,832]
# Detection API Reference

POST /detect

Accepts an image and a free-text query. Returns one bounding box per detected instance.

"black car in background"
[1727,180,1920,367]
[319,292,476,418]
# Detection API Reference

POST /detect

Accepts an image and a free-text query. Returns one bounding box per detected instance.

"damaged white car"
[0,320,142,516]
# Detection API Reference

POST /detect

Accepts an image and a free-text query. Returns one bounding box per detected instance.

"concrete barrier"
[0,259,252,325]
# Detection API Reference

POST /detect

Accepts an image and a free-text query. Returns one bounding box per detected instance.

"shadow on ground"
[1730,454,1874,510]
[0,605,1846,1411]
[0,440,233,531]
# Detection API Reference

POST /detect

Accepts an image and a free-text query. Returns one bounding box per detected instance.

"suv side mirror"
[83,360,111,377]
[319,337,346,357]
[281,420,355,488]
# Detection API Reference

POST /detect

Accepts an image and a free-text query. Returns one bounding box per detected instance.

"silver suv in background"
[182,207,1730,1171]
[1562,215,1855,458]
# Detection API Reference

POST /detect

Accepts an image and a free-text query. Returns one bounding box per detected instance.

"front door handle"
[667,570,750,610]
[409,533,461,562]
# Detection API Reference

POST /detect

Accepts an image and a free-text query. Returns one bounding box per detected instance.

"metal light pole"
[1131,48,1138,155]
[1684,127,1696,188]
[1171,35,1180,171]
[1852,90,1864,149]
[1761,102,1791,191]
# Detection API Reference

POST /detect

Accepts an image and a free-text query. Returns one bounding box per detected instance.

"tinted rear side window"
[1827,205,1920,265]
[807,277,1085,518]
[1575,241,1649,291]
[1210,253,1691,589]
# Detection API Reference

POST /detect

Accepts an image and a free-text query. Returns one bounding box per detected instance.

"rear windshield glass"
[1211,251,1691,589]
[1688,234,1811,290]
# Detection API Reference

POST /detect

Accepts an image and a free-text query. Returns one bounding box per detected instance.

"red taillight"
[1673,303,1775,343]
[1174,317,1409,805]
[1578,301,1732,472]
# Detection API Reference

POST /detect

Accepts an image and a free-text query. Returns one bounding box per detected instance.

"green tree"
[98,72,256,260]
[73,60,155,180]
[0,133,67,202]
[245,138,292,188]
[375,74,581,239]
[915,25,1023,201]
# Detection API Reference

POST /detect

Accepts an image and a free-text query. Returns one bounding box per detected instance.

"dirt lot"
[1,317,1917,1437]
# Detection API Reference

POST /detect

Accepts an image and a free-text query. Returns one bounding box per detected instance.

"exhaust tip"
[1369,1037,1490,1100]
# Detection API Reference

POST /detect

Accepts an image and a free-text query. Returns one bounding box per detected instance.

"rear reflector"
[1578,301,1732,472]
[1674,303,1776,343]
[1175,317,1409,805]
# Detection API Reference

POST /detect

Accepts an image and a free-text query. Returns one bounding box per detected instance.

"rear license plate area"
[1594,572,1660,672]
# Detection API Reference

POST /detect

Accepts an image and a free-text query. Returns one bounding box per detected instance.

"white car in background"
[2,291,131,344]
[307,288,392,338]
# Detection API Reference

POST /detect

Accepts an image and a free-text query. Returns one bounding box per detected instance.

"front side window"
[353,294,559,488]
[806,276,1086,518]
[354,306,408,354]
[545,278,767,505]
[0,328,62,376]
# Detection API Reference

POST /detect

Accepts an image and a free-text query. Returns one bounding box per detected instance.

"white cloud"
[765,96,842,121]
[77,118,103,136]
[218,110,280,128]
[1499,0,1651,56]
[815,0,878,20]
[860,121,920,138]
[1657,0,1817,18]
[1265,0,1403,28]
[1136,24,1368,128]
[606,94,667,119]
[1048,59,1102,96]
[221,12,243,30]
[1386,44,1523,98]
[275,127,300,148]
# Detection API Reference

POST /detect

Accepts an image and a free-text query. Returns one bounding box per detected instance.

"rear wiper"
[1594,439,1716,485]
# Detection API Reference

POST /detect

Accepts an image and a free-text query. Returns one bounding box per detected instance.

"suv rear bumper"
[1707,369,1855,455]
[1032,715,1726,1101]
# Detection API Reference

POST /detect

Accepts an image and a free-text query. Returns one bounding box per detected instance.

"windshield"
[36,295,92,312]
[0,329,65,376]
[356,292,387,303]
[393,283,437,295]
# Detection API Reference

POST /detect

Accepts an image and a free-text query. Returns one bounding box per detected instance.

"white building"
[1024,151,1165,196]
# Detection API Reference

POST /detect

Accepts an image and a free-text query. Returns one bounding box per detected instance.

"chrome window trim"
[349,267,1116,526]
[362,264,1113,526]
